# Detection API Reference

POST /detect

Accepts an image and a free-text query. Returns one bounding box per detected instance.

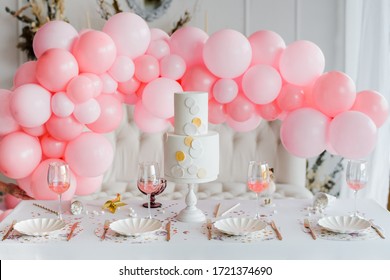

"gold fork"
[100,220,110,241]
[206,219,213,240]
[304,218,317,240]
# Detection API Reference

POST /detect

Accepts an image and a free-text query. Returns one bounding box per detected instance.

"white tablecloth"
[0,198,389,260]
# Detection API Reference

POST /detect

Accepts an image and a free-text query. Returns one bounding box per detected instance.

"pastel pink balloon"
[41,134,67,158]
[17,176,34,197]
[99,73,118,94]
[142,78,183,119]
[150,28,170,41]
[119,92,138,105]
[73,98,101,124]
[208,99,227,124]
[351,90,389,127]
[279,40,325,86]
[80,73,103,97]
[276,84,305,111]
[72,30,116,74]
[66,76,95,103]
[117,77,140,94]
[30,158,77,200]
[312,71,356,117]
[46,115,83,141]
[226,114,262,132]
[22,125,46,137]
[249,30,286,68]
[242,64,282,104]
[13,61,39,87]
[160,54,186,80]
[328,111,377,159]
[146,39,170,60]
[108,56,135,82]
[181,65,217,94]
[134,101,170,133]
[0,132,42,179]
[134,55,160,83]
[10,83,51,127]
[75,174,103,195]
[203,29,252,78]
[0,89,19,135]
[280,108,330,158]
[36,48,79,92]
[51,91,75,117]
[256,101,282,121]
[212,79,238,104]
[4,194,21,209]
[65,132,114,177]
[170,26,208,67]
[226,94,255,122]
[33,20,78,58]
[103,12,151,58]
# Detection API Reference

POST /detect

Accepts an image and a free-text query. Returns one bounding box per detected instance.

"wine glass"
[137,162,161,219]
[247,161,270,219]
[47,162,70,220]
[346,159,368,217]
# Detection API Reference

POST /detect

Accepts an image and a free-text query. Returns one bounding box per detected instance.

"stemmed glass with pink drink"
[346,159,368,217]
[47,162,70,220]
[247,161,270,219]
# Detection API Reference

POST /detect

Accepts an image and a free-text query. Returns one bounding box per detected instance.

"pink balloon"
[75,174,103,195]
[312,71,356,118]
[142,78,183,119]
[36,48,79,92]
[134,101,170,133]
[80,73,103,97]
[150,28,170,41]
[328,111,377,159]
[203,29,252,78]
[73,98,101,124]
[242,64,282,104]
[0,132,42,179]
[65,132,114,177]
[226,94,255,122]
[351,90,389,127]
[134,55,160,83]
[279,40,325,86]
[22,125,46,137]
[86,94,123,133]
[51,91,75,117]
[181,65,217,94]
[119,92,138,105]
[208,99,227,124]
[226,114,262,132]
[108,56,135,82]
[160,54,186,80]
[4,194,21,209]
[280,108,330,158]
[46,115,83,141]
[249,30,286,68]
[0,89,19,135]
[0,210,13,222]
[17,176,34,197]
[212,79,238,104]
[276,84,305,111]
[13,61,39,87]
[117,77,140,94]
[66,75,95,103]
[256,101,282,121]
[30,158,77,200]
[146,39,170,60]
[170,26,208,68]
[103,12,151,58]
[41,134,67,158]
[33,20,78,58]
[99,73,118,94]
[72,30,116,74]
[10,83,51,128]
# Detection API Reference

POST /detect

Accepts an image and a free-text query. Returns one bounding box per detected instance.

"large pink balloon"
[226,114,262,132]
[51,91,75,117]
[351,90,389,127]
[108,56,135,82]
[33,20,78,58]
[181,65,217,94]
[170,26,208,68]
[72,30,117,75]
[160,54,186,80]
[280,108,330,158]
[75,174,103,195]
[276,84,305,112]
[10,83,51,128]
[134,55,160,83]
[66,75,95,104]
[242,64,282,104]
[65,132,114,177]
[41,134,67,158]
[203,29,252,79]
[279,40,325,86]
[212,79,238,104]
[46,115,84,141]
[142,78,183,119]
[226,94,255,122]
[256,101,282,121]
[0,89,19,135]
[13,61,39,87]
[134,101,170,133]
[312,71,356,117]
[103,12,151,58]
[0,132,42,179]
[73,98,101,124]
[36,48,79,92]
[22,125,46,137]
[328,111,377,159]
[208,99,227,124]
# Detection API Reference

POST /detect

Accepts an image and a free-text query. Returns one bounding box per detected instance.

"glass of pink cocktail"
[47,162,70,220]
[247,161,270,219]
[137,162,161,219]
[346,159,368,217]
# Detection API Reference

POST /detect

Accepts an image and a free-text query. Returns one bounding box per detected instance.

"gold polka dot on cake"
[176,151,186,162]
[192,117,202,127]
[197,168,207,178]
[184,136,193,147]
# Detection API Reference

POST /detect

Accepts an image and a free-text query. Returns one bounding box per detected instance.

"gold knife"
[206,219,212,240]
[371,223,385,239]
[270,220,283,240]
[166,221,171,241]
[101,220,110,241]
[2,220,16,241]
[67,222,79,241]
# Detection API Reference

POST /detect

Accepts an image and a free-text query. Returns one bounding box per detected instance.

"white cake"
[164,92,219,184]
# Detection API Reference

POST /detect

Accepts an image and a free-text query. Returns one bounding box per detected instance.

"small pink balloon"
[226,114,262,132]
[134,55,160,83]
[73,98,101,124]
[0,89,19,136]
[181,65,217,94]
[17,176,34,197]
[0,132,42,179]
[256,101,282,121]
[203,29,252,78]
[146,39,170,60]
[276,84,305,111]
[41,134,67,158]
[75,174,103,195]
[160,54,186,80]
[13,61,39,87]
[226,94,255,122]
[22,125,46,137]
[208,99,227,124]
[99,73,118,94]
[65,132,114,177]
[212,79,238,104]
[80,73,103,97]
[117,77,140,94]
[46,115,84,141]
[66,75,95,104]
[120,92,138,105]
[4,194,21,209]
[328,111,377,159]
[351,90,389,127]
[33,20,78,58]
[51,91,75,117]
[134,101,170,133]
[108,56,135,82]
[150,28,170,41]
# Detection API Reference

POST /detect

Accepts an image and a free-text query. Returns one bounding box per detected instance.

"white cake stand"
[176,183,206,223]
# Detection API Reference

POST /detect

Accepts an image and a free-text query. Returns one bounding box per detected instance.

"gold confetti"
[176,151,186,162]
[192,117,202,127]
[184,136,193,147]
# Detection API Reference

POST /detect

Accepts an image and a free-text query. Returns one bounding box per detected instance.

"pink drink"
[48,182,70,194]
[347,181,366,191]
[138,181,160,194]
[248,181,269,193]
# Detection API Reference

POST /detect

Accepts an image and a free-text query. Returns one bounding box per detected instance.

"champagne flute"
[47,162,70,220]
[346,159,368,217]
[247,161,270,219]
[137,162,161,219]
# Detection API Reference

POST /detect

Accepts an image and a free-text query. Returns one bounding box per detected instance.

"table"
[0,198,389,260]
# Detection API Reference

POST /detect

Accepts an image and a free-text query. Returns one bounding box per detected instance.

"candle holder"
[137,178,167,208]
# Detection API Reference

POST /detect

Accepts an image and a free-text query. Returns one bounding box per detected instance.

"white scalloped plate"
[14,218,66,236]
[214,217,267,236]
[317,216,371,234]
[109,218,162,236]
